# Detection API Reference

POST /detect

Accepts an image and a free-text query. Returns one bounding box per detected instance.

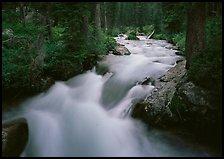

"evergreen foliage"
[2,2,222,99]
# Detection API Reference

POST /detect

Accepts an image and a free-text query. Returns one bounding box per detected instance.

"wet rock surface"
[113,43,131,55]
[132,60,187,127]
[2,118,28,157]
[131,59,221,156]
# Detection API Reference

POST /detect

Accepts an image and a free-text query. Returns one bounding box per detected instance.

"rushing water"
[3,36,209,157]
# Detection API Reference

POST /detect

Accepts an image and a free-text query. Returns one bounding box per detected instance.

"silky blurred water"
[3,36,209,157]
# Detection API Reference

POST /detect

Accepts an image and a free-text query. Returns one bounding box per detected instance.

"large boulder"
[2,118,28,157]
[131,59,221,155]
[132,59,220,127]
[132,60,187,127]
[113,43,131,55]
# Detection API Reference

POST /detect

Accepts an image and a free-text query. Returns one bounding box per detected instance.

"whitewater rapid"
[3,36,208,157]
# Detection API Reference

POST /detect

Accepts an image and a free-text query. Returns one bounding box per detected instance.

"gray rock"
[108,50,113,54]
[165,45,177,50]
[132,60,187,127]
[178,82,210,107]
[137,77,156,86]
[2,118,28,157]
[159,61,186,83]
[131,59,221,155]
[114,44,131,56]
[118,34,125,37]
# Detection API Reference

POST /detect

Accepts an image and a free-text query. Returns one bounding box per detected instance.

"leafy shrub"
[153,32,185,55]
[142,25,155,35]
[103,34,116,52]
[52,25,65,40]
[188,49,222,91]
[188,15,222,92]
[205,16,222,52]
[2,21,43,91]
[111,28,121,37]
[152,33,167,40]
[172,32,185,53]
[127,31,139,40]
[122,26,136,34]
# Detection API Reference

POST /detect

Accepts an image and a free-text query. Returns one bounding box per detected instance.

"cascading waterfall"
[3,36,209,157]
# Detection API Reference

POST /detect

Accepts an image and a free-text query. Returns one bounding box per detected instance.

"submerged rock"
[2,118,28,157]
[95,62,110,75]
[137,77,156,86]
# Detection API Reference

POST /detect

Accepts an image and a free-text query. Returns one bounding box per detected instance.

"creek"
[2,35,209,157]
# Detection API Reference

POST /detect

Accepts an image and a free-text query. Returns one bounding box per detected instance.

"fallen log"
[146,30,155,39]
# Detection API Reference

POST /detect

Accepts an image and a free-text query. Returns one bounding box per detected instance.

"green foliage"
[127,31,139,40]
[205,16,222,51]
[2,12,44,90]
[162,3,187,34]
[111,28,121,37]
[52,25,65,40]
[102,34,116,52]
[188,49,222,91]
[188,14,222,92]
[3,3,112,92]
[153,33,167,40]
[169,94,183,110]
[171,32,185,52]
[152,32,185,55]
[122,26,136,34]
[142,25,155,35]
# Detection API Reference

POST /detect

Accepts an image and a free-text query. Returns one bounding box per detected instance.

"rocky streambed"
[2,35,221,157]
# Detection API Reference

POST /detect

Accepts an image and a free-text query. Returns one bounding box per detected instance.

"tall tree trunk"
[45,4,53,42]
[136,2,143,32]
[185,2,206,69]
[114,2,121,29]
[159,4,164,33]
[19,2,26,26]
[46,10,53,42]
[104,2,108,33]
[95,3,101,37]
[83,15,89,45]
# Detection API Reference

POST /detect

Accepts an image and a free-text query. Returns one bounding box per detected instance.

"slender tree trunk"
[19,2,25,26]
[185,2,206,69]
[160,4,164,33]
[46,10,53,42]
[44,4,53,42]
[114,2,121,29]
[95,3,101,37]
[104,2,108,33]
[83,15,89,45]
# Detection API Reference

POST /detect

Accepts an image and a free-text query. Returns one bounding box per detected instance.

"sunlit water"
[2,36,210,157]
